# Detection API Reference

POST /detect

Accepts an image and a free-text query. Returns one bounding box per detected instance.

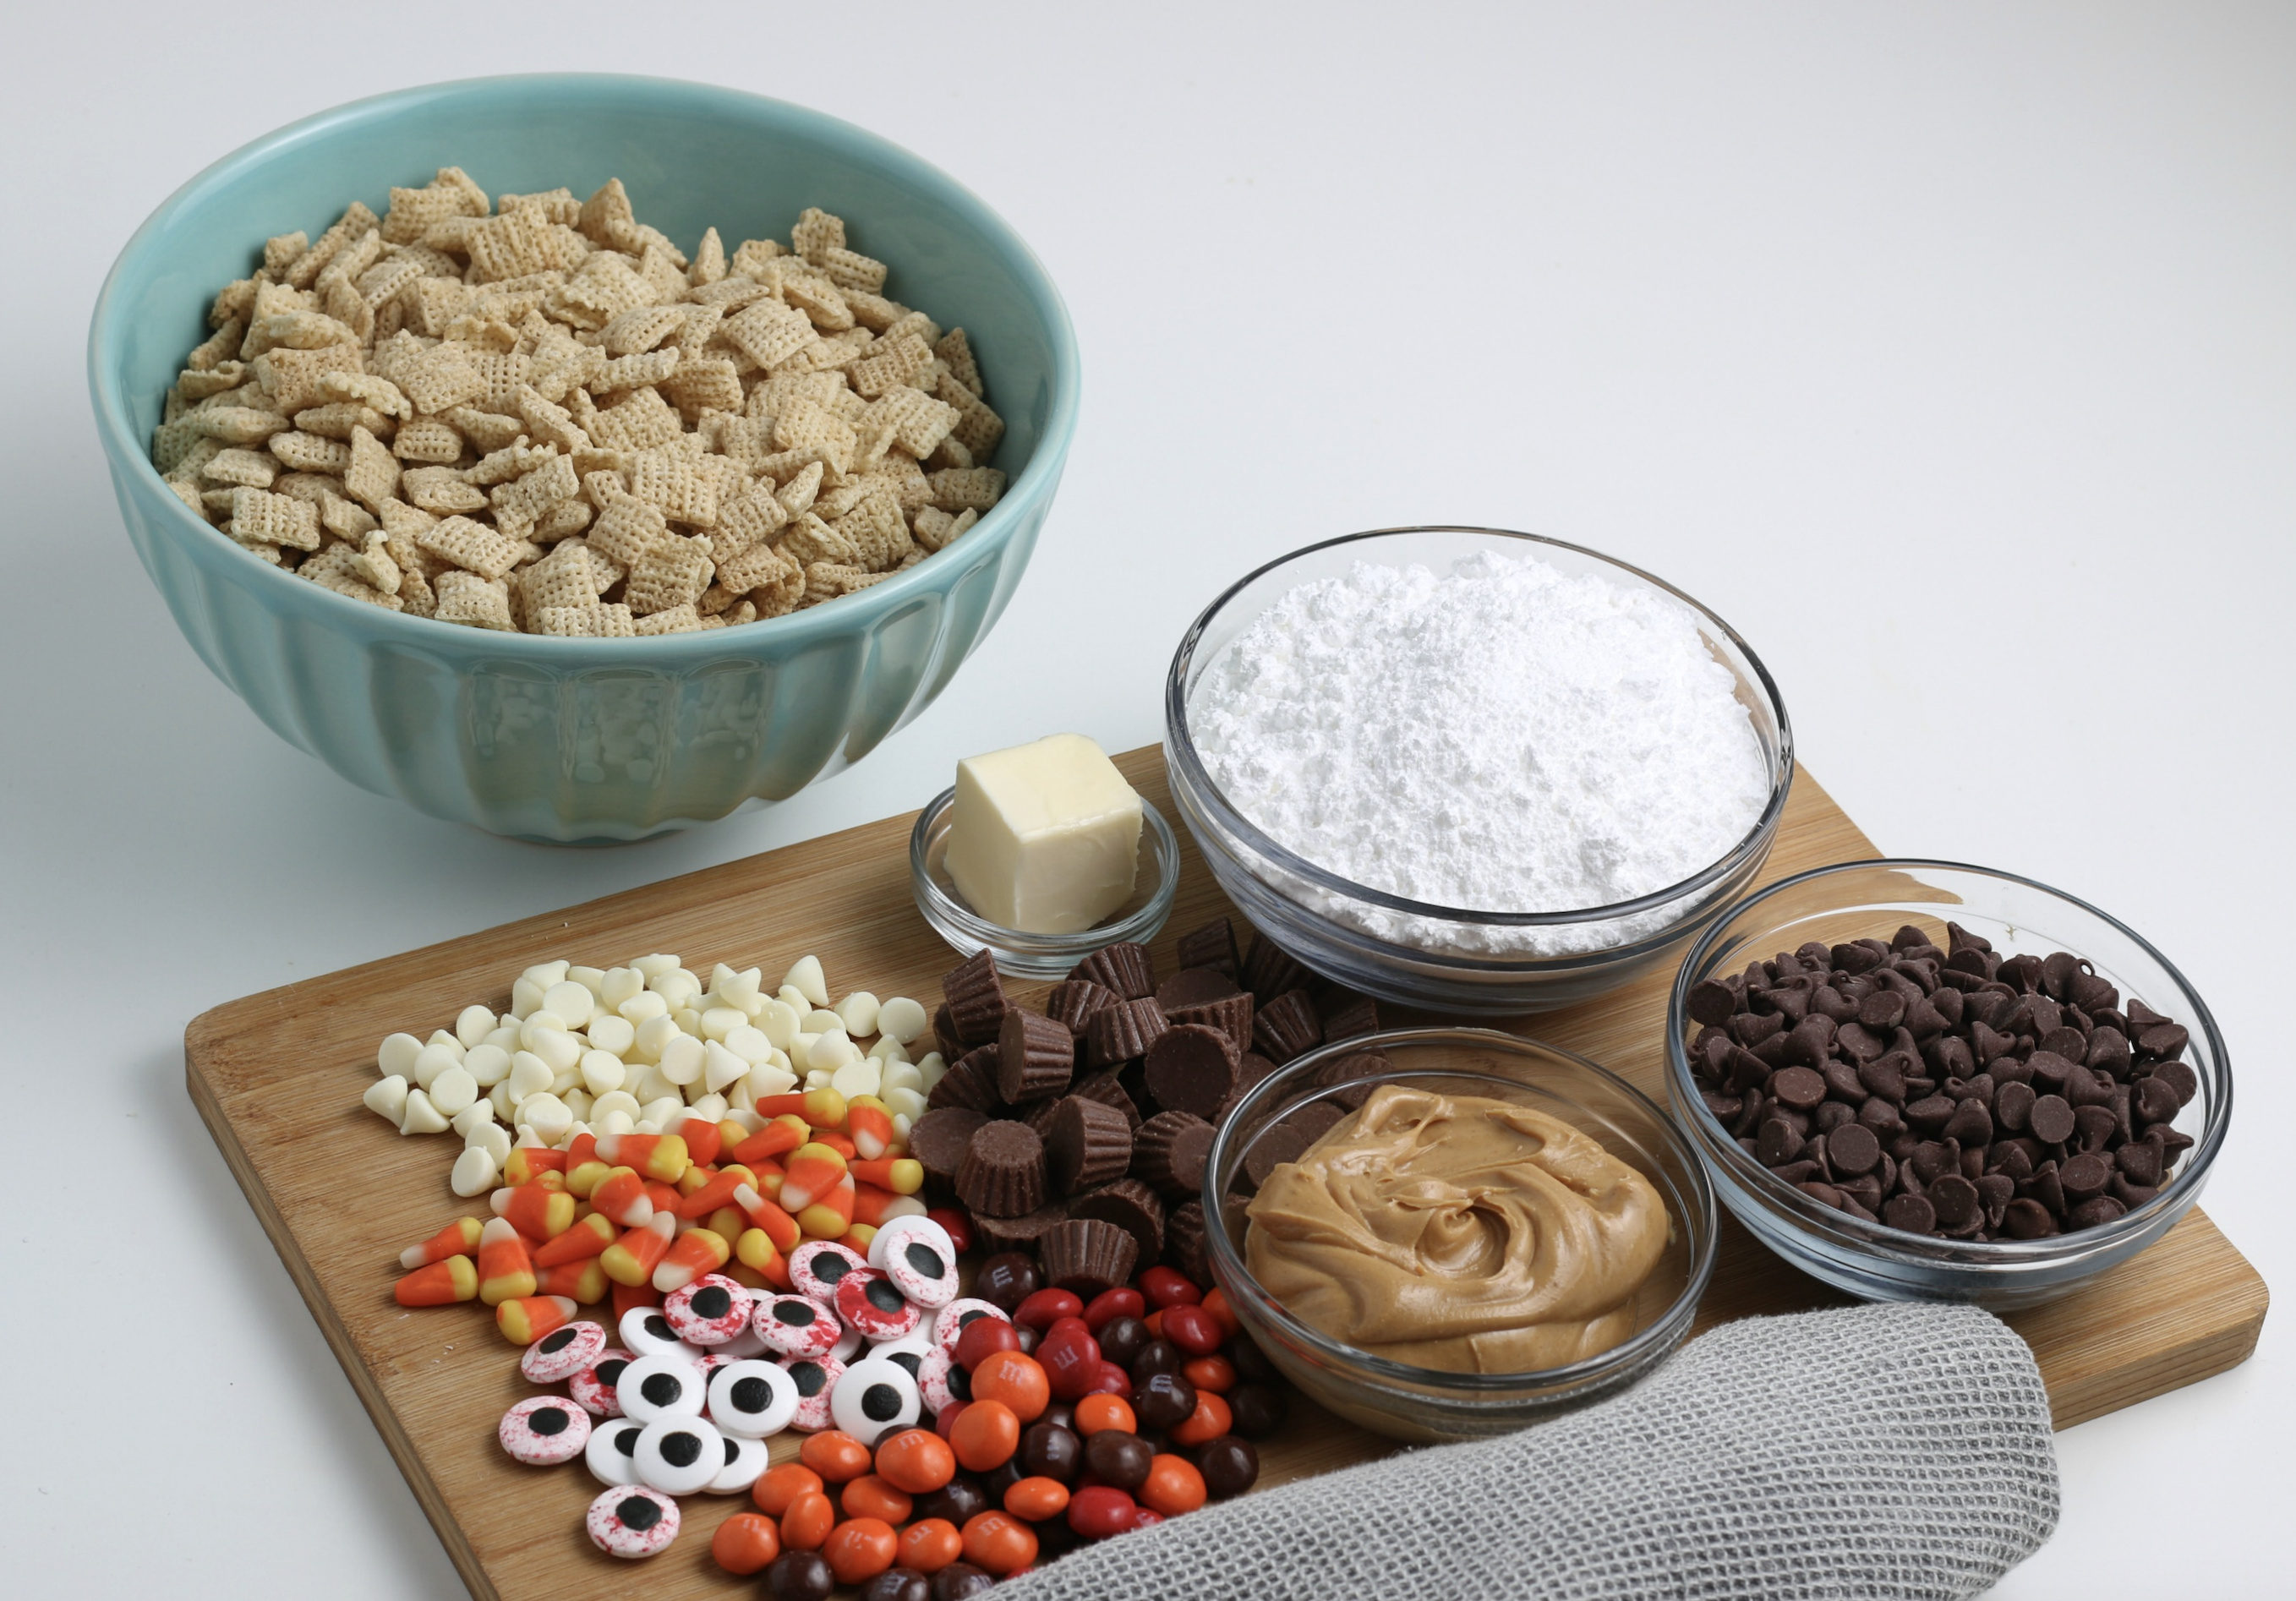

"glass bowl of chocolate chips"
[1665,860,2228,1310]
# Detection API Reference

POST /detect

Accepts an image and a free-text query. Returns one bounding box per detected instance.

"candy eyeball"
[586,1484,681,1559]
[619,1305,698,1361]
[520,1320,607,1385]
[779,1354,845,1432]
[569,1349,634,1418]
[788,1239,869,1303]
[499,1396,591,1465]
[830,1354,922,1438]
[584,1418,648,1487]
[866,1330,933,1383]
[634,1413,724,1495]
[752,1293,842,1359]
[664,1275,752,1346]
[708,1433,772,1494]
[708,1358,800,1440]
[615,1352,706,1424]
[834,1267,921,1342]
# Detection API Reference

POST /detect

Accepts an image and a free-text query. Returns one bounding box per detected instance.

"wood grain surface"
[186,750,2268,1600]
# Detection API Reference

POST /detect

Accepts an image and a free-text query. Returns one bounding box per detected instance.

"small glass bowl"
[1202,1028,1717,1443]
[1666,860,2231,1310]
[1163,527,1794,1014]
[908,787,1181,979]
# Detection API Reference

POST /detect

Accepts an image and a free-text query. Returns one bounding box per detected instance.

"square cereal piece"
[865,452,935,514]
[416,514,526,579]
[494,452,581,524]
[538,500,593,539]
[603,304,686,356]
[193,406,290,445]
[401,466,489,516]
[776,460,825,513]
[925,434,973,472]
[771,402,857,475]
[689,227,726,287]
[395,343,486,415]
[791,207,845,263]
[521,543,601,612]
[693,275,771,314]
[938,374,1006,459]
[633,603,703,636]
[151,418,207,476]
[204,448,279,489]
[271,430,355,473]
[818,247,888,295]
[263,230,309,275]
[799,560,885,607]
[299,543,404,609]
[713,415,779,473]
[466,439,553,488]
[321,489,379,541]
[347,532,402,596]
[443,405,526,452]
[722,299,816,369]
[696,581,740,616]
[594,602,637,637]
[752,559,806,617]
[879,309,943,349]
[915,506,978,553]
[405,276,476,336]
[292,402,391,441]
[752,370,850,420]
[728,237,783,277]
[847,331,935,399]
[587,386,684,452]
[396,561,438,619]
[469,352,537,412]
[187,320,247,372]
[580,467,631,509]
[597,348,681,393]
[829,487,913,572]
[630,448,720,528]
[936,329,984,398]
[928,467,1006,513]
[779,266,854,332]
[287,202,380,289]
[534,603,601,637]
[773,337,860,375]
[316,369,410,419]
[269,473,336,505]
[714,537,797,595]
[516,385,590,453]
[624,534,715,615]
[228,487,322,550]
[775,512,857,568]
[163,436,225,487]
[434,569,517,631]
[391,418,463,464]
[663,356,743,420]
[842,291,906,334]
[714,481,790,556]
[577,178,634,243]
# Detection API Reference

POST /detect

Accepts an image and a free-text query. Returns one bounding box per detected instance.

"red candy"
[1067,1484,1138,1540]
[1162,1303,1223,1357]
[954,1315,1022,1373]
[1012,1288,1084,1330]
[1140,1267,1202,1309]
[926,1207,973,1254]
[1084,1360,1133,1397]
[1036,1320,1102,1402]
[1083,1287,1145,1331]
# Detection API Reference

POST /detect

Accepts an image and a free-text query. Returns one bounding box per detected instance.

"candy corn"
[501,1147,568,1187]
[600,1211,675,1287]
[674,1166,749,1221]
[779,1143,850,1212]
[532,1211,615,1267]
[733,1116,807,1167]
[675,1115,722,1168]
[395,1255,478,1306]
[589,1167,654,1228]
[794,1175,856,1242]
[852,1181,927,1228]
[592,1132,689,1184]
[398,1216,484,1270]
[490,1183,575,1241]
[848,1157,924,1195]
[536,1259,609,1303]
[495,1293,577,1346]
[476,1216,538,1306]
[734,1183,801,1254]
[847,1101,895,1161]
[652,1225,730,1293]
[611,1280,662,1318]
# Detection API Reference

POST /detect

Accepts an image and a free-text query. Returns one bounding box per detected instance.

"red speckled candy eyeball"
[835,1268,922,1342]
[569,1349,634,1418]
[664,1274,753,1346]
[586,1484,681,1559]
[521,1320,607,1384]
[754,1293,845,1358]
[499,1395,591,1465]
[779,1354,847,1431]
[789,1239,871,1303]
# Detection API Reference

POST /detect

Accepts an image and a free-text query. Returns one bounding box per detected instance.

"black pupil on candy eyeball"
[866,1279,906,1313]
[791,1362,827,1396]
[724,1438,741,1464]
[780,1300,817,1326]
[539,1328,576,1352]
[662,1431,702,1467]
[692,1287,731,1319]
[529,1407,569,1435]
[958,1310,987,1331]
[596,1360,627,1386]
[905,1243,945,1277]
[888,1352,923,1378]
[948,1364,973,1402]
[644,1316,674,1341]
[861,1384,903,1421]
[616,1495,661,1531]
[641,1374,683,1406]
[614,1426,640,1456]
[814,1254,852,1283]
[731,1377,769,1412]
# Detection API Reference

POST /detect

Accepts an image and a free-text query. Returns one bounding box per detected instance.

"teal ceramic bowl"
[88,75,1078,843]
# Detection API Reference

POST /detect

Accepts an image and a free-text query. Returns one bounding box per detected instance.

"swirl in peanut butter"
[1244,1085,1668,1373]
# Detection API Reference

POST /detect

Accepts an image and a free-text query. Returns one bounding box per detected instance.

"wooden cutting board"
[187,750,2268,1601]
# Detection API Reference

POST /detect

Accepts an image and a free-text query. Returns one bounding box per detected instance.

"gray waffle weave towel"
[999,1302,2058,1601]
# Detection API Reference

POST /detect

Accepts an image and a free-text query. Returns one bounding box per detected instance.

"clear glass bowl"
[1202,1028,1717,1442]
[1666,860,2230,1310]
[1162,527,1794,1013]
[908,787,1180,978]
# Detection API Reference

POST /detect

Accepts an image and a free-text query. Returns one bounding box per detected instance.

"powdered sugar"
[1189,550,1770,957]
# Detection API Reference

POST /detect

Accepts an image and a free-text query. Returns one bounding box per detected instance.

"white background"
[3,3,2288,1593]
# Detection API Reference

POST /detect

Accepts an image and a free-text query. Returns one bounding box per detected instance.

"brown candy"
[1155,967,1239,1011]
[909,1108,990,1197]
[1319,994,1379,1043]
[956,1120,1047,1216]
[970,1205,1069,1254]
[1066,1176,1166,1265]
[1240,931,1310,1006]
[1038,1216,1139,1298]
[927,1048,1002,1112]
[1047,1096,1134,1196]
[1213,1052,1282,1125]
[940,951,1009,1046]
[1175,916,1239,981]
[1242,1101,1345,1188]
[1069,942,1155,1001]
[1166,991,1255,1054]
[1087,997,1169,1069]
[1044,979,1118,1037]
[1133,1110,1215,1200]
[998,1011,1076,1103]
[1163,1199,1211,1286]
[1249,989,1322,1064]
[1068,1068,1143,1129]
[1142,1023,1241,1120]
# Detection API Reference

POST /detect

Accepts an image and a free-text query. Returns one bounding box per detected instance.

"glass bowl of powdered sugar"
[1164,527,1793,1014]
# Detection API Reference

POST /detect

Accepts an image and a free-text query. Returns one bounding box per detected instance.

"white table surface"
[4,3,2288,1593]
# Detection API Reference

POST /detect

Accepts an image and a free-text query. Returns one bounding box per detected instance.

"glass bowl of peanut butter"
[1203,1027,1716,1442]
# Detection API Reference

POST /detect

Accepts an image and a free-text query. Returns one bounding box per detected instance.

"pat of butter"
[945,735,1143,934]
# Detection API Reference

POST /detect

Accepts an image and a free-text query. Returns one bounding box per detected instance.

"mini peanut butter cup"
[927,1046,1002,1112]
[1044,978,1118,1037]
[1066,1176,1165,1264]
[1087,996,1169,1069]
[1250,989,1323,1064]
[1048,1096,1134,1196]
[1070,941,1155,1000]
[909,1108,990,1197]
[1133,1111,1214,1200]
[1309,1050,1392,1112]
[998,1011,1076,1103]
[956,1120,1047,1216]
[1039,1217,1139,1298]
[1241,1101,1347,1189]
[1318,993,1379,1044]
[1143,1023,1240,1120]
[970,1204,1069,1253]
[1154,966,1238,1011]
[1213,1052,1282,1125]
[1022,1096,1064,1138]
[933,1002,964,1059]
[1069,1068,1143,1130]
[1241,931,1311,1006]
[1168,992,1254,1054]
[941,951,1010,1045]
[1162,1199,1211,1287]
[1175,916,1239,981]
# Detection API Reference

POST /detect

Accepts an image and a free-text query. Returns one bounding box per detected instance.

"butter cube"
[945,734,1143,934]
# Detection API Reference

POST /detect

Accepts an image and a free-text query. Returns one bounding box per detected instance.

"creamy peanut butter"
[1244,1085,1669,1373]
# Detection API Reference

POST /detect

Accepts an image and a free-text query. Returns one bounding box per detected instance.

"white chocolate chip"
[777,984,812,1013]
[364,1074,409,1125]
[828,1057,881,1100]
[803,1069,834,1090]
[378,1032,423,1079]
[892,1112,914,1145]
[701,1006,746,1041]
[632,953,681,980]
[724,1025,772,1068]
[833,992,881,1036]
[562,1087,593,1123]
[880,1061,924,1096]
[451,1144,500,1197]
[591,1090,642,1123]
[867,1034,910,1063]
[400,1087,450,1135]
[877,997,928,1046]
[567,964,606,992]
[807,1031,859,1072]
[883,1085,927,1123]
[631,1012,680,1062]
[600,966,645,1008]
[757,999,801,1050]
[638,1095,686,1128]
[526,1027,583,1075]
[597,1107,637,1134]
[704,1041,752,1095]
[581,1051,628,1096]
[750,1062,798,1100]
[686,1091,728,1123]
[490,1080,517,1123]
[412,1041,462,1091]
[429,1065,478,1117]
[454,1005,496,1048]
[543,980,596,1025]
[465,1119,512,1163]
[451,1099,496,1137]
[425,1030,467,1058]
[484,1025,523,1057]
[784,954,828,1007]
[518,1093,573,1142]
[464,1043,512,1088]
[658,1032,706,1086]
[511,976,548,1018]
[620,991,670,1026]
[587,1014,637,1057]
[506,1052,555,1102]
[521,960,571,991]
[915,1052,947,1090]
[803,1008,844,1035]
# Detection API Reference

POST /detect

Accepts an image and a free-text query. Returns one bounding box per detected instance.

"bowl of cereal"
[87,74,1078,843]
[1163,527,1793,1014]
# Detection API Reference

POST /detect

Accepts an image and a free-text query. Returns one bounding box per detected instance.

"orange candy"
[794,1177,856,1242]
[494,1293,576,1346]
[847,1156,925,1194]
[850,1182,927,1228]
[845,1101,895,1161]
[674,1167,747,1220]
[475,1217,536,1306]
[840,1473,914,1525]
[732,1183,802,1254]
[734,1227,790,1288]
[823,1516,899,1586]
[968,1351,1049,1422]
[1073,1394,1136,1436]
[960,1511,1039,1576]
[588,1167,654,1228]
[898,1517,963,1574]
[799,1430,875,1484]
[532,1211,615,1267]
[733,1117,808,1167]
[500,1146,567,1186]
[535,1259,608,1303]
[675,1114,723,1167]
[393,1255,477,1307]
[610,1280,661,1318]
[397,1216,483,1270]
[1182,1354,1238,1394]
[779,1143,850,1212]
[1170,1390,1233,1447]
[1004,1475,1071,1522]
[650,1225,730,1293]
[948,1399,1021,1473]
[1140,1454,1208,1516]
[809,1130,859,1162]
[779,1489,835,1552]
[711,1511,781,1576]
[876,1428,958,1494]
[491,1183,574,1242]
[1201,1287,1243,1340]
[593,1130,689,1183]
[752,1463,824,1516]
[599,1212,675,1287]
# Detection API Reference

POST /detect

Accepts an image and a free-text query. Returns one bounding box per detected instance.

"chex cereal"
[150,172,1008,633]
